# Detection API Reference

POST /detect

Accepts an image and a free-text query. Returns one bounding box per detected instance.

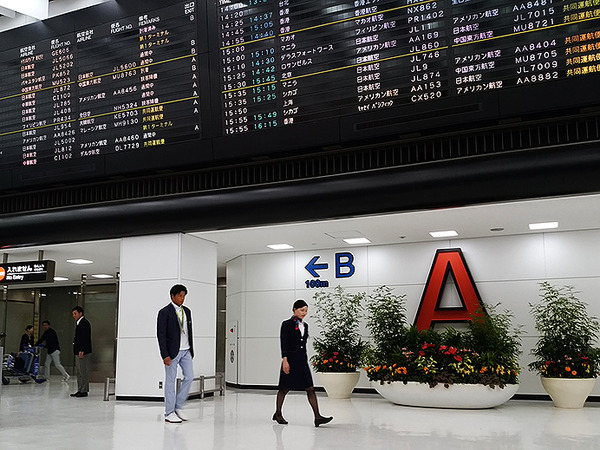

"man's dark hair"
[42,320,50,326]
[170,284,188,297]
[25,325,33,331]
[72,306,84,314]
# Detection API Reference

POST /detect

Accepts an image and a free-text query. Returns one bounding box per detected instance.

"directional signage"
[0,260,56,284]
[305,256,329,278]
[301,251,363,289]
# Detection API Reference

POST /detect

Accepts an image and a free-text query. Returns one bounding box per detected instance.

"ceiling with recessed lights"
[2,193,600,286]
[0,0,108,33]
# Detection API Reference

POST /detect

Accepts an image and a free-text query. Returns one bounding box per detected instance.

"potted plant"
[310,286,367,398]
[364,286,522,408]
[529,282,600,408]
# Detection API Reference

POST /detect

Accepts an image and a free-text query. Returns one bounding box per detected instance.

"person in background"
[70,306,92,398]
[273,299,333,428]
[36,320,70,382]
[20,325,34,351]
[157,284,194,424]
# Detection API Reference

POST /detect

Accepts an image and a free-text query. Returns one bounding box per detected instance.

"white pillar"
[115,233,216,398]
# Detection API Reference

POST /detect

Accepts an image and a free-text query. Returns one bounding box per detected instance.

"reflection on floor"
[1,377,600,449]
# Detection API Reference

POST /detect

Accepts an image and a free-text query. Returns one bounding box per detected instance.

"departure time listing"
[217,0,600,135]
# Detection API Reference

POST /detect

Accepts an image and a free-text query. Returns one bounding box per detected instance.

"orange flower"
[565,367,571,372]
[572,370,578,376]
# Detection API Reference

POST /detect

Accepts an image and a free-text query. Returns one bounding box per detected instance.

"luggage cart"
[2,345,46,385]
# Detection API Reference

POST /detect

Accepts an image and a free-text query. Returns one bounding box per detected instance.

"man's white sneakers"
[165,412,182,423]
[175,409,189,421]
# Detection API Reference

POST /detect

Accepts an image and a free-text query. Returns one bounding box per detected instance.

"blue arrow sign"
[305,256,328,277]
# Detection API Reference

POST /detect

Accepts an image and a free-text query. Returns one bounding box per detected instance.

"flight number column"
[512,0,561,85]
[50,36,76,163]
[405,0,448,103]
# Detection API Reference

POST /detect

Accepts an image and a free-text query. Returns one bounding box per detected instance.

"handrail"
[103,372,225,401]
[176,372,225,399]
[103,377,116,401]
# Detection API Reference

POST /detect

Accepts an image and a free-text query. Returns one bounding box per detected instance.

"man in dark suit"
[71,306,92,398]
[157,284,194,423]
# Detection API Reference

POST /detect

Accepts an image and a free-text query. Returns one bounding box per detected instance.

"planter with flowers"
[529,282,600,408]
[364,286,521,409]
[310,286,367,399]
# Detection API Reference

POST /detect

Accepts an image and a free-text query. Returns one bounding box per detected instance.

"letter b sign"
[335,252,355,278]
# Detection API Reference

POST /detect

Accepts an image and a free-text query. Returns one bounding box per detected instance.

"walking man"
[36,320,70,381]
[157,284,194,423]
[71,306,92,398]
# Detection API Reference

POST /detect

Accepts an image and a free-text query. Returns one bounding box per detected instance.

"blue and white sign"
[296,248,367,289]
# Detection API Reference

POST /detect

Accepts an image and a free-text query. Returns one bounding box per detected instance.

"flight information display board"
[0,0,599,189]
[0,1,201,169]
[214,0,600,135]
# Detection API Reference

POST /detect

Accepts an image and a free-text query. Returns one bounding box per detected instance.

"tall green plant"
[366,286,407,362]
[311,286,367,372]
[529,282,600,378]
[467,304,522,369]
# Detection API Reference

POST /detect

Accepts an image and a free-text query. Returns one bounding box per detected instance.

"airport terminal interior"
[3,0,600,449]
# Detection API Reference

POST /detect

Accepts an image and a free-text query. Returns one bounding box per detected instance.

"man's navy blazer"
[157,303,194,360]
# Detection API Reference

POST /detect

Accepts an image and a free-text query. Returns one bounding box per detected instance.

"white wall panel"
[244,290,296,338]
[183,281,217,338]
[118,280,176,338]
[545,230,600,279]
[115,338,164,397]
[226,292,243,332]
[181,234,217,284]
[475,280,541,334]
[240,337,282,385]
[454,235,546,282]
[226,256,245,296]
[120,234,180,282]
[245,253,295,291]
[368,242,447,286]
[193,337,217,376]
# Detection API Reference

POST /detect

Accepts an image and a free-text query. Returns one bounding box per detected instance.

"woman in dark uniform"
[273,299,333,427]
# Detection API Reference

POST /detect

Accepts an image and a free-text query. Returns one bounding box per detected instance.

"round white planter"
[317,372,360,399]
[374,381,519,409]
[540,377,596,409]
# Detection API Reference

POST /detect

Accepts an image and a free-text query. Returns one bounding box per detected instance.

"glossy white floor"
[2,378,600,449]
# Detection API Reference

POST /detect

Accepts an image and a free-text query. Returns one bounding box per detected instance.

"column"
[115,233,217,398]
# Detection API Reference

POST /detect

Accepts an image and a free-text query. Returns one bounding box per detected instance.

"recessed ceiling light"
[91,274,113,279]
[53,276,69,281]
[267,244,294,250]
[529,222,558,231]
[429,230,458,238]
[66,258,93,265]
[343,237,371,245]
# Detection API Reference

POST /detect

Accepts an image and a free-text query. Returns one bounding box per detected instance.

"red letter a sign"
[414,248,484,331]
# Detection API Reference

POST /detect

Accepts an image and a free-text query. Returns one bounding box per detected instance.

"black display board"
[0,260,55,283]
[0,0,599,189]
